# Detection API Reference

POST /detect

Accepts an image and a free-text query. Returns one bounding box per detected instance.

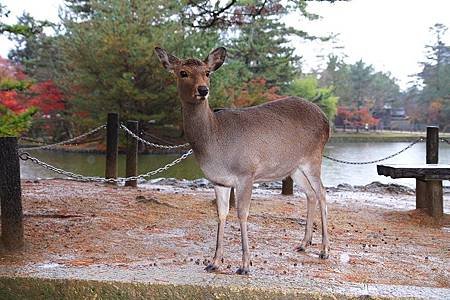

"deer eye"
[180,71,188,78]
[206,71,210,77]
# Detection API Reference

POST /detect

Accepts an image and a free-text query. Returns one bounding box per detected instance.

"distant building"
[375,104,410,130]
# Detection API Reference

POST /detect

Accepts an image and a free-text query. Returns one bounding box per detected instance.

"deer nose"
[197,86,209,97]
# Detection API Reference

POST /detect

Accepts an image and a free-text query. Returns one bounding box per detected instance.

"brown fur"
[155,47,331,275]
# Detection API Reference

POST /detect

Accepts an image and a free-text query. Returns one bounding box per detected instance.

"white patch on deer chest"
[198,159,235,187]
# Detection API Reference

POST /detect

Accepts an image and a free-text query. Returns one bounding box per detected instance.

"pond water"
[20,141,450,188]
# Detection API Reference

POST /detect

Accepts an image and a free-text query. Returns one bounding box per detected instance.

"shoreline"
[19,131,450,155]
[23,177,450,194]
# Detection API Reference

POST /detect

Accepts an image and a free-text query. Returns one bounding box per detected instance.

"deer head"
[155,47,226,104]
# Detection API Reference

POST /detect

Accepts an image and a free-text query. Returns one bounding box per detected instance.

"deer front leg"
[317,185,329,259]
[205,185,230,272]
[235,178,253,275]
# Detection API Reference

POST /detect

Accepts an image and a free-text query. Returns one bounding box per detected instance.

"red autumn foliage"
[233,77,283,107]
[337,106,352,122]
[0,90,25,112]
[336,106,379,128]
[427,100,442,123]
[0,56,65,115]
[355,108,380,127]
[27,81,65,114]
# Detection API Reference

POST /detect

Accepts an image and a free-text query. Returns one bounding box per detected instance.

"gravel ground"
[0,179,449,293]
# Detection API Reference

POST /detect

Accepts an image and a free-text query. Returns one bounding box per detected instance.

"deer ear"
[154,47,180,72]
[205,47,226,71]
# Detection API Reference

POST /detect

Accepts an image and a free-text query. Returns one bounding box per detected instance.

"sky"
[1,0,450,90]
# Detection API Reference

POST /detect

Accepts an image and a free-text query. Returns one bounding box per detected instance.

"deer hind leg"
[235,177,254,275]
[292,166,329,259]
[205,185,230,273]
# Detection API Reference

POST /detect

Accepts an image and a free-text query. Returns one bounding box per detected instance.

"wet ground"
[1,179,449,298]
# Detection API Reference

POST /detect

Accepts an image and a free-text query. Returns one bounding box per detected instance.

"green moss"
[0,276,381,300]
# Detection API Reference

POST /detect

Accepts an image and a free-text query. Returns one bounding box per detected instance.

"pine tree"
[227,16,302,92]
[57,0,220,127]
[417,23,450,130]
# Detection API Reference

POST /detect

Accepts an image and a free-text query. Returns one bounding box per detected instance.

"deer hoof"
[236,267,250,275]
[319,251,329,259]
[205,264,219,272]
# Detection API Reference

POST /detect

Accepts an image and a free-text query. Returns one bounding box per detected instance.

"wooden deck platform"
[377,164,449,218]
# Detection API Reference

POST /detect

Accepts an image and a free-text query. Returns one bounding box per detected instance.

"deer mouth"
[195,94,207,101]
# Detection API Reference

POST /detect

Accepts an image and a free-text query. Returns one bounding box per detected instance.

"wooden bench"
[377,164,449,218]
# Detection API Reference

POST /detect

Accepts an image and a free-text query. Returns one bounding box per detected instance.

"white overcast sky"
[1,0,450,90]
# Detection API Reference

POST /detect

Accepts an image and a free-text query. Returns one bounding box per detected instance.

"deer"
[155,47,330,275]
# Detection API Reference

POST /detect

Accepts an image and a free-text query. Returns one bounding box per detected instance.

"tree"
[4,0,340,134]
[0,56,65,138]
[368,71,401,109]
[0,54,37,136]
[180,0,324,29]
[288,75,338,120]
[319,55,401,130]
[227,16,303,92]
[7,13,59,82]
[320,56,400,108]
[56,0,194,127]
[349,60,374,109]
[233,77,283,107]
[1,4,51,37]
[334,106,379,130]
[416,23,450,130]
[319,54,352,105]
[0,105,37,136]
[419,24,450,97]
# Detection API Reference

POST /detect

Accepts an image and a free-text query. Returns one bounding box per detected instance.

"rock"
[192,178,213,188]
[360,181,414,194]
[135,195,147,202]
[259,181,282,190]
[336,183,354,191]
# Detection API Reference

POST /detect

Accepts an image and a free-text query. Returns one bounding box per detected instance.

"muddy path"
[0,179,449,290]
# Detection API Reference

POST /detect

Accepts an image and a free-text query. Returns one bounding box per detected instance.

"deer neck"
[182,100,217,152]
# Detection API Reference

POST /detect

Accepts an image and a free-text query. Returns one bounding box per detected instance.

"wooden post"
[229,187,235,208]
[125,120,138,187]
[282,176,294,195]
[0,137,24,250]
[415,179,427,209]
[416,126,443,218]
[426,126,442,218]
[428,181,443,218]
[426,126,439,164]
[105,113,119,182]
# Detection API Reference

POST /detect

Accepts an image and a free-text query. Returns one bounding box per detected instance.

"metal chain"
[115,149,193,182]
[121,124,190,149]
[19,137,46,144]
[441,137,450,145]
[323,137,424,165]
[19,125,106,151]
[18,149,193,183]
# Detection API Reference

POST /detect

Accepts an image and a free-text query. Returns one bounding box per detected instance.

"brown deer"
[155,47,330,275]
